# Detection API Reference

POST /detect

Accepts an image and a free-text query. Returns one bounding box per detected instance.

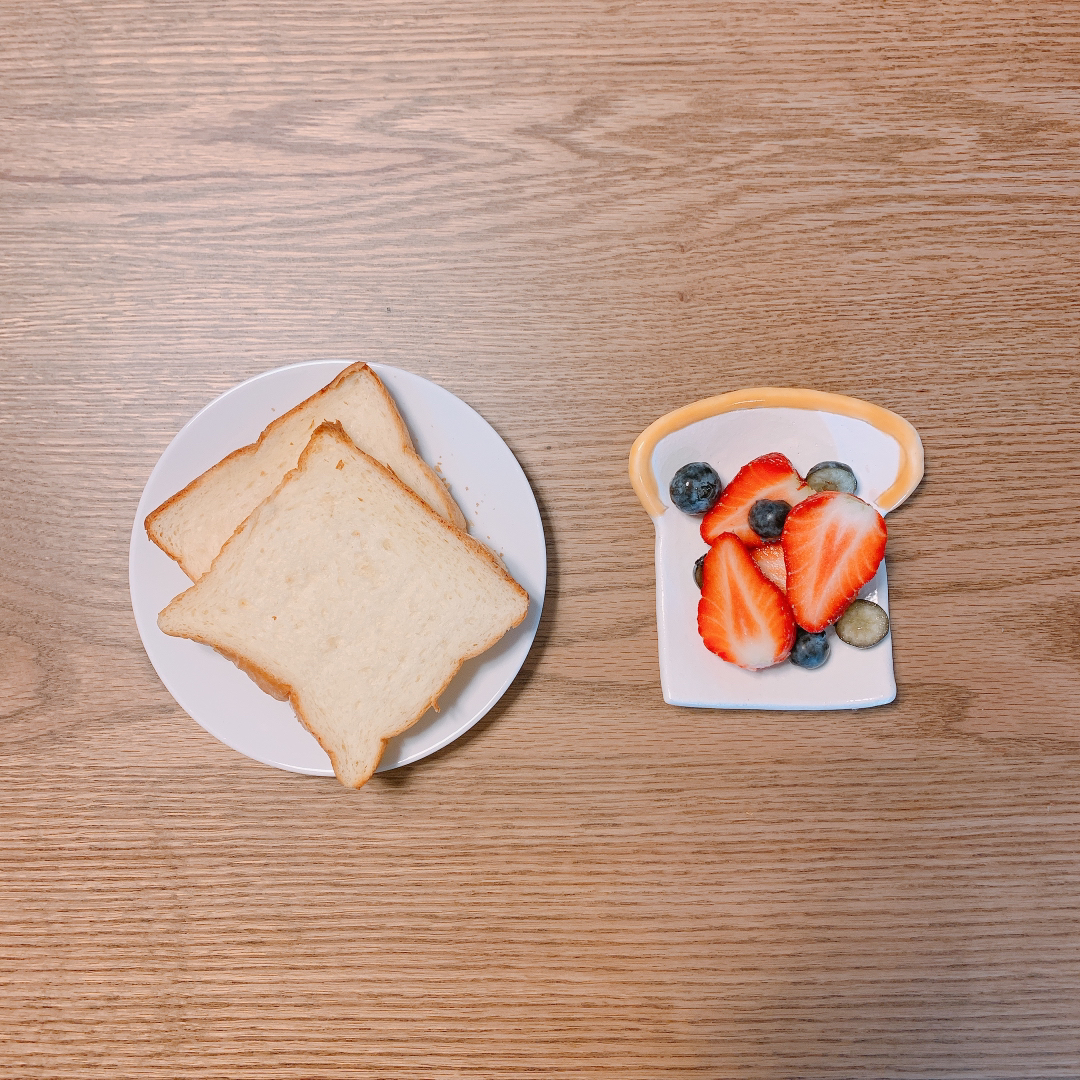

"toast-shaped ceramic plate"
[630,389,923,710]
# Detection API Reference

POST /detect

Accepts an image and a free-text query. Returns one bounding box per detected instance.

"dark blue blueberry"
[789,627,829,669]
[748,498,792,540]
[693,554,706,589]
[669,462,722,515]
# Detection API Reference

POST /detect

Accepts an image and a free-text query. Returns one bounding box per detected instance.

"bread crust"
[158,420,528,789]
[145,362,466,579]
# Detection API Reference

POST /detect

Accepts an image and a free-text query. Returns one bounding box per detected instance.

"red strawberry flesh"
[698,533,796,670]
[781,492,887,633]
[700,452,811,549]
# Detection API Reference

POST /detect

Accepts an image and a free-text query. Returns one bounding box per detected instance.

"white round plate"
[130,361,546,776]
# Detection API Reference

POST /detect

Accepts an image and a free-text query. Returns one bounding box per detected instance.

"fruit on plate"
[748,498,792,540]
[669,462,722,515]
[782,491,887,633]
[789,627,830,669]
[805,460,858,495]
[698,533,796,670]
[750,542,787,591]
[835,598,890,648]
[691,452,889,670]
[700,452,810,548]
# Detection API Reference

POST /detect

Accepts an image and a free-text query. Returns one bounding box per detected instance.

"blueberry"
[806,460,858,495]
[789,627,829,669]
[669,462,722,515]
[748,498,791,539]
[835,599,889,647]
[693,554,706,589]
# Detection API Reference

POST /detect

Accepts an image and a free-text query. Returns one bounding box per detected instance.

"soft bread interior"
[157,422,529,788]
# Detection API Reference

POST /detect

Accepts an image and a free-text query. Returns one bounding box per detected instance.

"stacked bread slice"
[147,362,467,582]
[147,365,529,788]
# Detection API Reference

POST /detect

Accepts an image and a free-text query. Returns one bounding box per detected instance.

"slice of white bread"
[157,422,529,789]
[146,363,466,581]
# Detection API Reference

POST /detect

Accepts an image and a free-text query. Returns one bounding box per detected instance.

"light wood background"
[3,2,1080,1076]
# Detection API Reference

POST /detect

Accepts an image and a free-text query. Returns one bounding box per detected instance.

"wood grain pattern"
[2,1,1080,1076]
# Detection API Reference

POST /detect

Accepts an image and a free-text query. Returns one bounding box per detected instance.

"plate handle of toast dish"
[629,387,924,519]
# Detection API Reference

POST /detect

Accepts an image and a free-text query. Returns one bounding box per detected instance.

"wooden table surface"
[3,2,1080,1076]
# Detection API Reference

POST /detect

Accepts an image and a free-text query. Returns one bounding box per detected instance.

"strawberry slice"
[751,542,787,591]
[698,533,796,670]
[781,492,887,633]
[700,452,811,549]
